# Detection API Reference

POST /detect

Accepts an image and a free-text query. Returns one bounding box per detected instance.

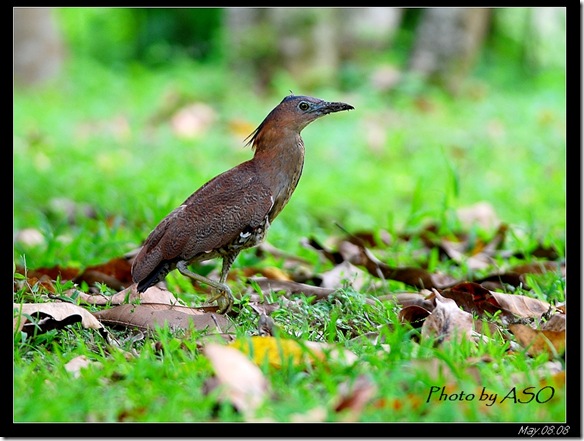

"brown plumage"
[131,94,354,313]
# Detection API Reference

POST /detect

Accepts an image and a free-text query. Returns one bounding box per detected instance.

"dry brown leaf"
[74,257,133,290]
[441,282,550,320]
[255,241,312,265]
[399,305,432,328]
[339,230,392,249]
[304,341,358,366]
[240,266,292,281]
[474,261,564,289]
[16,256,135,292]
[334,375,378,421]
[203,343,269,419]
[304,235,457,289]
[247,277,336,301]
[509,324,565,357]
[78,285,185,306]
[16,265,79,280]
[541,313,565,332]
[302,237,344,264]
[14,302,105,335]
[64,355,96,378]
[349,326,392,351]
[439,240,495,270]
[92,304,232,333]
[357,245,457,289]
[511,261,565,276]
[15,265,80,293]
[440,282,500,315]
[319,261,368,290]
[378,292,434,310]
[421,291,473,344]
[489,291,550,319]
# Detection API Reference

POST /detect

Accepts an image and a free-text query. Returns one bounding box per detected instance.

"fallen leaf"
[203,342,270,419]
[15,265,80,293]
[541,313,565,332]
[354,244,457,289]
[509,324,565,357]
[438,239,495,270]
[319,260,368,290]
[338,230,391,249]
[441,282,550,320]
[304,340,358,366]
[255,241,312,265]
[65,355,96,378]
[421,290,473,344]
[489,291,550,319]
[240,266,292,281]
[378,292,434,310]
[334,375,378,421]
[473,261,564,289]
[440,282,500,315]
[230,336,313,369]
[399,305,432,328]
[302,237,344,265]
[247,277,336,301]
[14,302,106,335]
[92,304,232,333]
[305,236,457,289]
[74,257,134,290]
[375,393,425,413]
[511,261,565,276]
[230,336,357,369]
[78,285,186,306]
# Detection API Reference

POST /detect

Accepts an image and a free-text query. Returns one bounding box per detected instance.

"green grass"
[13,55,566,426]
[13,296,565,423]
[13,56,565,268]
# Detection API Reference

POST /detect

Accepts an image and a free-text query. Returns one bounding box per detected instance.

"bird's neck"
[252,131,305,221]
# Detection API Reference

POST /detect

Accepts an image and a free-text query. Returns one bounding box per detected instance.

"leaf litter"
[13,202,566,420]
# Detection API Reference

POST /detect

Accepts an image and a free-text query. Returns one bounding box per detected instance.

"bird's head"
[245,94,354,149]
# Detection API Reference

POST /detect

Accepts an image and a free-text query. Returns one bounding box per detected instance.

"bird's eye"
[298,102,310,111]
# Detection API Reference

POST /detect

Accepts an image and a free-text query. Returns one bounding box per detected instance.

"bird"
[131,94,354,314]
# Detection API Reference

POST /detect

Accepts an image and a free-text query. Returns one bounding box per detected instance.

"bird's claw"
[209,286,234,314]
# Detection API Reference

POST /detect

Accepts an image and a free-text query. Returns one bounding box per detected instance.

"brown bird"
[131,94,354,313]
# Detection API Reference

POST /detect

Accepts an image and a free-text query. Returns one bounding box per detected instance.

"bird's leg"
[212,252,239,313]
[176,258,235,314]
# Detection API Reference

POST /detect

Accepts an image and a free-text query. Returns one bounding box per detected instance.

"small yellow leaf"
[229,336,357,369]
[230,336,313,369]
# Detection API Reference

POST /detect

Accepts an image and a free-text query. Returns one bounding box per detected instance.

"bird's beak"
[315,100,354,115]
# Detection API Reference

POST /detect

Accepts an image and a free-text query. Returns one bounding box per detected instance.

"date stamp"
[518,425,570,436]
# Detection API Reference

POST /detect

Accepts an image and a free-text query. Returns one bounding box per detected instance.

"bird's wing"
[132,161,274,280]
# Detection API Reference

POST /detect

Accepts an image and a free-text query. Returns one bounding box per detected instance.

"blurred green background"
[13,7,566,269]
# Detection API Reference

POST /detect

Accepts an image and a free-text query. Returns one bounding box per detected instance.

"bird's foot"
[209,285,234,314]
